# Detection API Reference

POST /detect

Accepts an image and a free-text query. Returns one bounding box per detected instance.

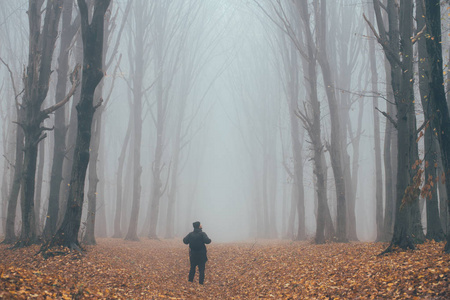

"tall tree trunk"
[380,0,416,253]
[285,41,305,241]
[16,0,64,247]
[2,108,25,244]
[83,103,103,245]
[438,158,448,235]
[367,4,383,242]
[268,132,278,238]
[60,35,83,225]
[316,0,347,242]
[262,147,270,237]
[383,62,396,241]
[125,2,146,240]
[294,0,333,244]
[125,69,143,241]
[416,0,445,242]
[95,140,107,238]
[286,184,297,239]
[50,0,110,250]
[112,115,131,238]
[165,104,183,239]
[43,0,78,241]
[34,141,45,236]
[148,76,165,239]
[423,0,450,253]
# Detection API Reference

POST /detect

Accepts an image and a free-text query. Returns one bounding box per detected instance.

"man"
[183,221,211,284]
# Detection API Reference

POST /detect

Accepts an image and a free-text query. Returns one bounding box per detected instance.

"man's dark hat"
[193,221,201,229]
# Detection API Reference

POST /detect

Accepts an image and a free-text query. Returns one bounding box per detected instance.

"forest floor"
[0,238,449,299]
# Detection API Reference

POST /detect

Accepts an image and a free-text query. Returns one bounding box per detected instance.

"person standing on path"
[183,221,211,284]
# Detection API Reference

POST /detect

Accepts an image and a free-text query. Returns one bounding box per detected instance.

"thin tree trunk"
[285,41,305,241]
[125,2,146,240]
[438,158,448,235]
[315,0,347,242]
[367,5,383,242]
[294,0,333,244]
[34,141,45,236]
[165,108,183,239]
[383,61,396,241]
[112,116,131,238]
[286,184,297,239]
[95,139,107,238]
[2,108,25,244]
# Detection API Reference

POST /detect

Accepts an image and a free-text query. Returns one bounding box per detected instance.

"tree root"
[1,237,16,245]
[37,239,84,259]
[379,238,415,256]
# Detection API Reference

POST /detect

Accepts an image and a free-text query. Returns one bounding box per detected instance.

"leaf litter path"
[1,238,449,299]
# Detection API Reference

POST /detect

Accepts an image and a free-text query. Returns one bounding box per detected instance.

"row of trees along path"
[0,0,450,255]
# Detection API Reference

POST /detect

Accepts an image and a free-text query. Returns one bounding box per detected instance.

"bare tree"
[43,0,79,240]
[415,0,445,242]
[84,0,130,245]
[15,0,69,247]
[124,0,153,241]
[146,2,185,239]
[1,59,24,244]
[48,0,111,251]
[369,0,418,253]
[423,0,450,253]
[366,3,384,242]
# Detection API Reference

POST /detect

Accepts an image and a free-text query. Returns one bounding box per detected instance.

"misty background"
[0,0,448,244]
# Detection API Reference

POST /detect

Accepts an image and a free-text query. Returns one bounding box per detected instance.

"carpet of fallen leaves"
[0,238,449,299]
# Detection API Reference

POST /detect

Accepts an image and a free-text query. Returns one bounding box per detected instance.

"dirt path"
[1,238,449,299]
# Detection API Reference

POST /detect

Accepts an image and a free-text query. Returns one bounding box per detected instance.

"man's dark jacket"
[183,228,211,262]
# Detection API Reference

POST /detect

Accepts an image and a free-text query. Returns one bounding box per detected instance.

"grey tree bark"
[293,0,334,244]
[423,0,450,253]
[112,112,131,238]
[34,141,45,236]
[283,40,305,240]
[2,107,24,244]
[43,0,79,240]
[415,0,445,242]
[367,4,384,242]
[383,60,397,241]
[371,0,417,253]
[16,0,65,247]
[48,0,110,250]
[315,0,347,242]
[125,0,152,241]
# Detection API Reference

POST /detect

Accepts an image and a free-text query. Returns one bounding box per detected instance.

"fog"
[1,0,448,245]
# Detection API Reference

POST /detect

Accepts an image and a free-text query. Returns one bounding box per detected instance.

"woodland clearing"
[0,238,449,299]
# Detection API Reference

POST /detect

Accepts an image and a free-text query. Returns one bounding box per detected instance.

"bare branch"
[0,56,20,107]
[363,13,403,68]
[375,107,397,129]
[160,160,172,197]
[40,64,80,117]
[104,54,122,108]
[416,120,429,135]
[411,25,427,44]
[94,97,104,110]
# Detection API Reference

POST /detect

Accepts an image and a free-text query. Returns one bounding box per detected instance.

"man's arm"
[202,232,211,244]
[183,233,190,244]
